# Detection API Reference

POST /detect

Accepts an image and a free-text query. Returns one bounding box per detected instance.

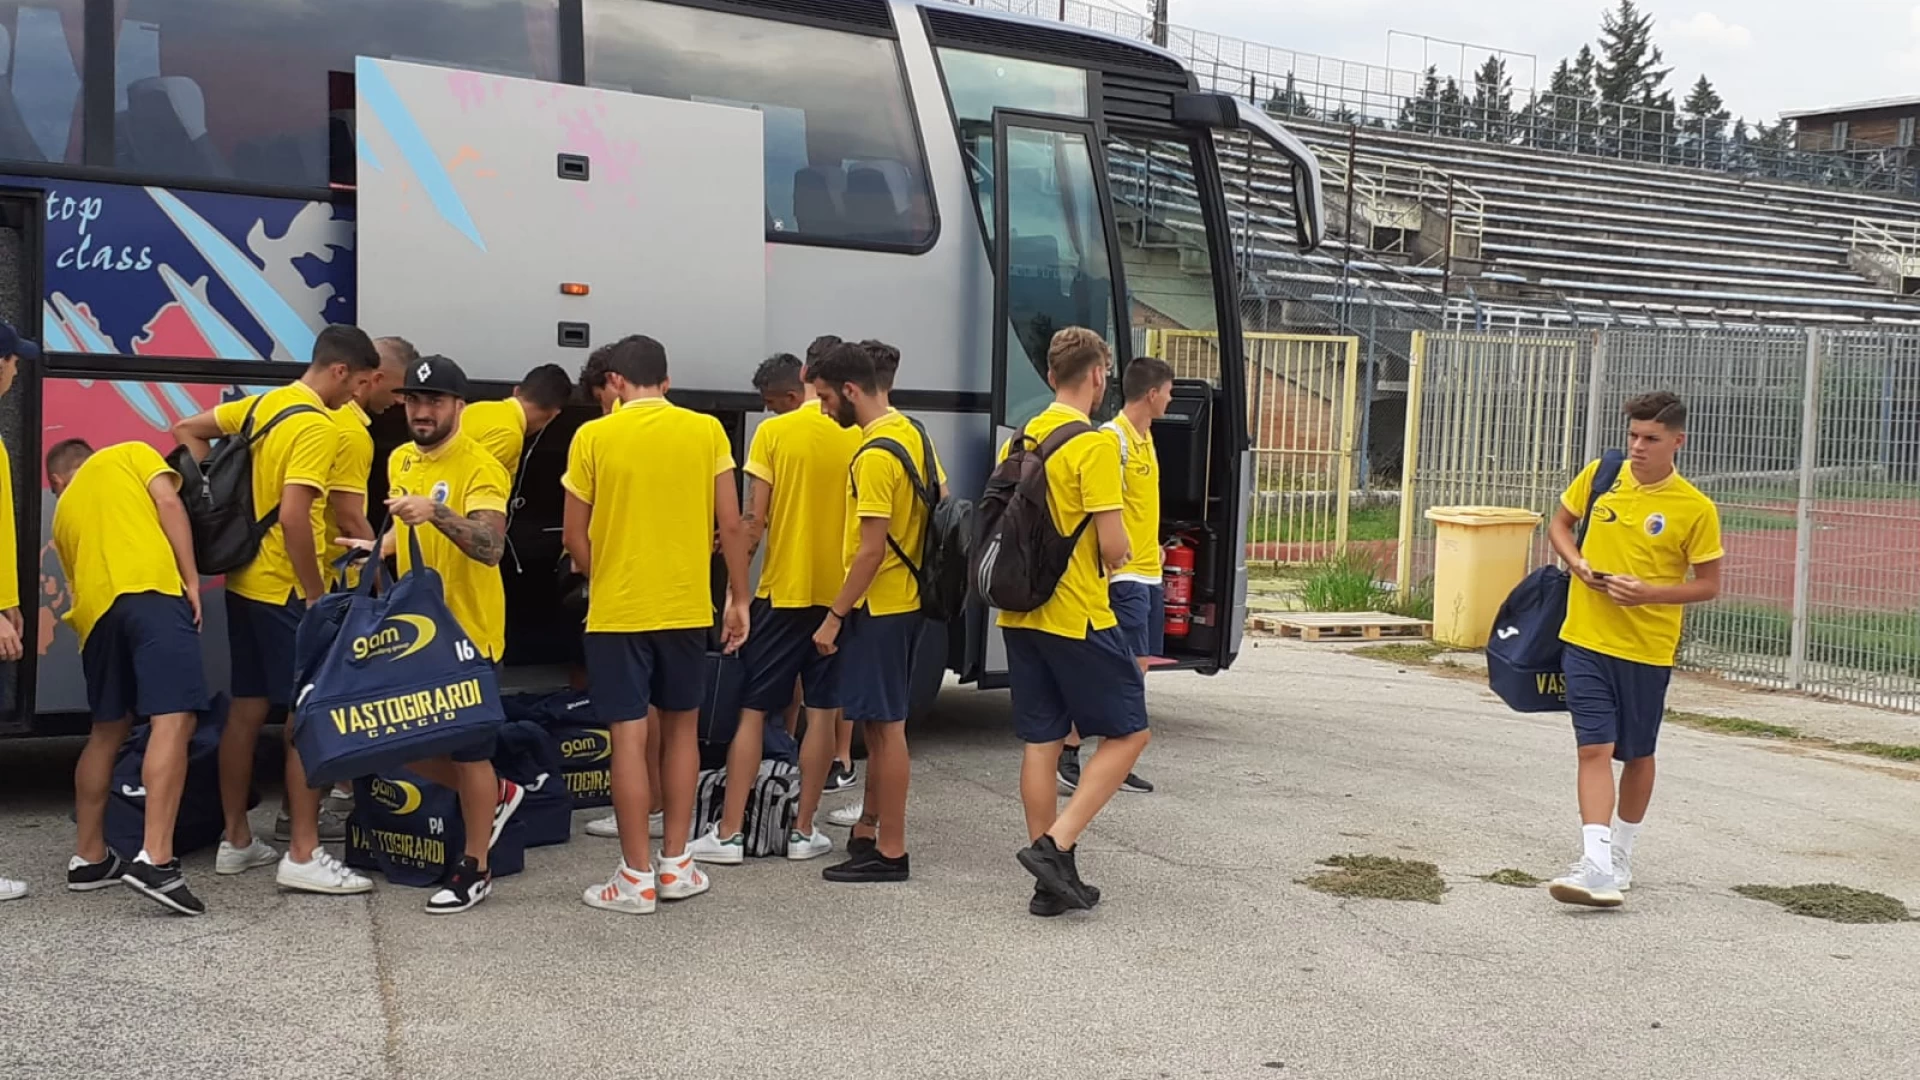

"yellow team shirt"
[996,403,1125,639]
[846,409,945,617]
[461,398,527,480]
[213,382,339,604]
[1559,459,1724,667]
[389,433,511,661]
[0,436,14,610]
[324,400,374,583]
[1104,412,1162,583]
[52,443,187,646]
[746,402,862,609]
[563,397,734,633]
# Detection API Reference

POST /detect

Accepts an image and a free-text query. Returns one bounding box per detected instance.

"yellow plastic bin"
[1422,506,1544,648]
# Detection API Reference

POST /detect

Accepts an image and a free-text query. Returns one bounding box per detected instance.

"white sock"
[1612,818,1643,858]
[1581,824,1612,871]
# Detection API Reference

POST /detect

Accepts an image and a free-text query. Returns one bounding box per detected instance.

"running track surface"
[1247,500,1920,613]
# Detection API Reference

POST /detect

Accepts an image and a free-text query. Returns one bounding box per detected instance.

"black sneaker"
[1056,746,1082,793]
[67,851,125,891]
[123,856,205,916]
[845,835,877,861]
[1016,836,1095,910]
[1119,772,1155,794]
[425,856,491,915]
[1029,881,1102,918]
[825,760,858,793]
[822,850,909,883]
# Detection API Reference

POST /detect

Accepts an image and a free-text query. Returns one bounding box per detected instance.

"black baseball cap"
[0,321,41,362]
[398,354,469,400]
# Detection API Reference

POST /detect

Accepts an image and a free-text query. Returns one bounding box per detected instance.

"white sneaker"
[786,829,833,861]
[0,874,24,901]
[654,850,709,901]
[1548,859,1624,908]
[584,810,664,839]
[582,863,655,914]
[1613,850,1634,892]
[826,801,864,828]
[275,850,374,895]
[687,824,745,866]
[215,837,280,876]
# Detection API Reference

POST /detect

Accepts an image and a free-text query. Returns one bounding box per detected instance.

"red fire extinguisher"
[1163,536,1195,640]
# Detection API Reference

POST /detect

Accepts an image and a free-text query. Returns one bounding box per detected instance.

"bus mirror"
[1292,162,1322,252]
[1173,91,1241,131]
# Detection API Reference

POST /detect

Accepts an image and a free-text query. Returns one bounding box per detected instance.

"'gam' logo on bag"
[560,729,613,763]
[368,777,424,815]
[352,614,437,661]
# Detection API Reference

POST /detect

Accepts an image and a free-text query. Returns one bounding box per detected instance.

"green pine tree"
[1470,56,1513,142]
[1595,0,1670,105]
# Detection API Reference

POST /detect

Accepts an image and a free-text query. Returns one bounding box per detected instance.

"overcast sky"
[1135,0,1920,124]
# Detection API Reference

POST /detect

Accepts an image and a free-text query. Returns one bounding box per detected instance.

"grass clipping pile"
[1733,884,1914,924]
[1301,854,1446,904]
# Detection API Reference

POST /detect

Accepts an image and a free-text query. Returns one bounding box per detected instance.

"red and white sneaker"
[490,778,525,849]
[654,850,710,901]
[582,863,655,915]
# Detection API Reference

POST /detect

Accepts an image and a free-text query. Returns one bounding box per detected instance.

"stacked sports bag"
[345,767,527,886]
[105,695,253,861]
[1486,450,1626,712]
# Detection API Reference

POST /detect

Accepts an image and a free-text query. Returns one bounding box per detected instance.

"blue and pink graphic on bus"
[22,177,350,710]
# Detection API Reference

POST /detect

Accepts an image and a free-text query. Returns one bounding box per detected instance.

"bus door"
[974,109,1130,684]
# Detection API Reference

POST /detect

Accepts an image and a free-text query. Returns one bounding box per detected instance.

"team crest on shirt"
[431,481,450,505]
[1645,512,1666,536]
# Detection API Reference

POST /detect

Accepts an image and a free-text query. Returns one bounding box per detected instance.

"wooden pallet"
[1249,611,1432,641]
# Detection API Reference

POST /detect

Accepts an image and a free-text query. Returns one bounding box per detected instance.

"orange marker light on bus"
[560,283,590,296]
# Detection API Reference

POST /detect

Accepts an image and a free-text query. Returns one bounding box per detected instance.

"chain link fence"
[1399,327,1920,711]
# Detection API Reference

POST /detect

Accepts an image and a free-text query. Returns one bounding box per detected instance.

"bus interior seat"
[233,125,328,187]
[0,27,45,163]
[123,76,231,179]
[792,166,844,235]
[844,164,906,242]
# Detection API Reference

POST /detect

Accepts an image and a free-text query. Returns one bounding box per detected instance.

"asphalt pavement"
[3,640,1918,1080]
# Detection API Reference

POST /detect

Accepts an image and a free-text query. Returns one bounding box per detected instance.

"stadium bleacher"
[1266,120,1920,326]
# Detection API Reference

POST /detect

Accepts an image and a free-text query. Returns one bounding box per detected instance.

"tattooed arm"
[386,495,505,568]
[428,503,506,567]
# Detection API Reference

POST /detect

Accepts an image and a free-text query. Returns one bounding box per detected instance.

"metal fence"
[1398,327,1920,711]
[1149,329,1362,566]
[953,0,1920,197]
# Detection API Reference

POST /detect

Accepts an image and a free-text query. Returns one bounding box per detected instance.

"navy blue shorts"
[82,591,208,723]
[1110,581,1165,659]
[1564,642,1672,762]
[839,609,921,723]
[583,628,708,721]
[1004,625,1148,745]
[226,591,303,707]
[740,599,841,712]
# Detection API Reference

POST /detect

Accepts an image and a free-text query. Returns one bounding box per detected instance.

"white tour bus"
[353,0,1326,716]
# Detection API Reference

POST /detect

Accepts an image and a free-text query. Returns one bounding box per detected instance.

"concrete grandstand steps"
[1482,223,1848,270]
[1285,119,1920,225]
[1243,116,1920,322]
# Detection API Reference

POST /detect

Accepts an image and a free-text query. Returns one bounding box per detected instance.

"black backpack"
[851,419,973,622]
[970,420,1096,613]
[168,397,323,576]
